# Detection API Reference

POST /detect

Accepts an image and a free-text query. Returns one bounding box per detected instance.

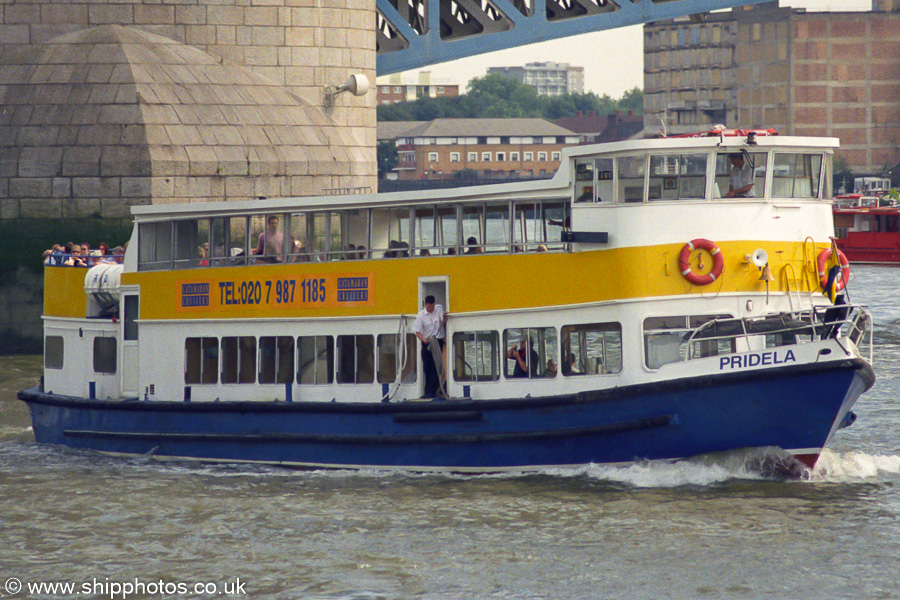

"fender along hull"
[19,360,873,472]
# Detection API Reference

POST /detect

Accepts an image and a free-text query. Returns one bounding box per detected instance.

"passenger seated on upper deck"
[252,215,284,263]
[465,237,483,255]
[385,240,409,258]
[725,153,754,198]
[63,243,87,267]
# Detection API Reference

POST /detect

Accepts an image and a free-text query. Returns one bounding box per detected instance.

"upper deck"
[127,134,839,274]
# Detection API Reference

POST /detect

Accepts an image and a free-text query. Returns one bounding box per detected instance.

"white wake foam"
[810,448,900,481]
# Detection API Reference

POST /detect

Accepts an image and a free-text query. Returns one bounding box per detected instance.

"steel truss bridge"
[377,0,767,74]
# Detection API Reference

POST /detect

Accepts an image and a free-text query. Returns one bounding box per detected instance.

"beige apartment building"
[645,0,900,175]
[377,119,579,181]
[376,72,460,105]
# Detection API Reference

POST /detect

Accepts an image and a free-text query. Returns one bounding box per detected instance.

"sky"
[381,0,875,99]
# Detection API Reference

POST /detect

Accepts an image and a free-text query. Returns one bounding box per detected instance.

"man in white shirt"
[414,295,447,398]
[725,153,755,198]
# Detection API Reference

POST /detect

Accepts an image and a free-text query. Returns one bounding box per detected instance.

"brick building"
[377,119,579,181]
[644,0,900,176]
[735,1,900,175]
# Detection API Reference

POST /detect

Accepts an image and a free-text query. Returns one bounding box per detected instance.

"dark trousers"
[421,338,445,398]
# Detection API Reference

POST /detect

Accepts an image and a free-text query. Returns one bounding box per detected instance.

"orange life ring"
[679,239,725,286]
[817,248,850,291]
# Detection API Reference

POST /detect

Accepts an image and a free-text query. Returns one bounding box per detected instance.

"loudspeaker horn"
[750,249,768,268]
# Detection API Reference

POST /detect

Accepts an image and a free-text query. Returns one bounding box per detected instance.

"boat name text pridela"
[719,350,796,370]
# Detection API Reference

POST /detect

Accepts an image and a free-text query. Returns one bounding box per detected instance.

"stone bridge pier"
[0,0,376,352]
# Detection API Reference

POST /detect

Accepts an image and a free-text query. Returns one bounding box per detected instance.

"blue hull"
[19,361,874,470]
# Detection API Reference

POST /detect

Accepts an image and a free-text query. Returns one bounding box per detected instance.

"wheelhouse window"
[45,336,64,370]
[715,152,767,199]
[337,334,375,384]
[561,323,622,376]
[93,337,117,374]
[452,330,500,382]
[258,336,294,384]
[504,327,557,379]
[643,314,733,369]
[185,337,218,384]
[650,153,707,200]
[298,336,334,384]
[771,153,823,199]
[617,155,647,203]
[377,333,417,383]
[221,336,256,384]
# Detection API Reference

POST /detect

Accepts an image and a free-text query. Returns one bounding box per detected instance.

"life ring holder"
[816,248,850,291]
[679,239,725,286]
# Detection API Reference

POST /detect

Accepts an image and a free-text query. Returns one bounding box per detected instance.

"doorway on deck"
[417,277,449,398]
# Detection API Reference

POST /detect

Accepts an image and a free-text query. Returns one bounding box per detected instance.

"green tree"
[376,77,644,122]
[618,87,643,114]
[377,139,398,178]
[465,74,544,118]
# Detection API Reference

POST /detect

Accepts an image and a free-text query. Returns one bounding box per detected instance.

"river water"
[1,266,898,600]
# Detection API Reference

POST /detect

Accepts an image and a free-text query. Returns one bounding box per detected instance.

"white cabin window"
[482,152,492,162]
[221,336,256,384]
[450,152,460,162]
[45,336,64,370]
[771,152,823,199]
[561,323,623,375]
[452,330,500,382]
[715,152,768,199]
[643,315,733,369]
[524,152,533,161]
[538,152,547,161]
[428,152,439,162]
[468,152,477,162]
[337,335,375,384]
[504,327,557,379]
[185,337,218,384]
[650,153,708,201]
[510,152,519,161]
[377,333,418,383]
[93,337,117,374]
[298,336,334,384]
[259,336,295,384]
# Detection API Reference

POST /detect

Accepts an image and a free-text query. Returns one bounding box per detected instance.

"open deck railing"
[683,304,873,363]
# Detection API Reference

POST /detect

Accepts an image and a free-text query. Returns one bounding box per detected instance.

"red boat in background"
[833,194,900,263]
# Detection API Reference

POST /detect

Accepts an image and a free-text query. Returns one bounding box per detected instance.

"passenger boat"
[833,194,900,263]
[19,132,875,472]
